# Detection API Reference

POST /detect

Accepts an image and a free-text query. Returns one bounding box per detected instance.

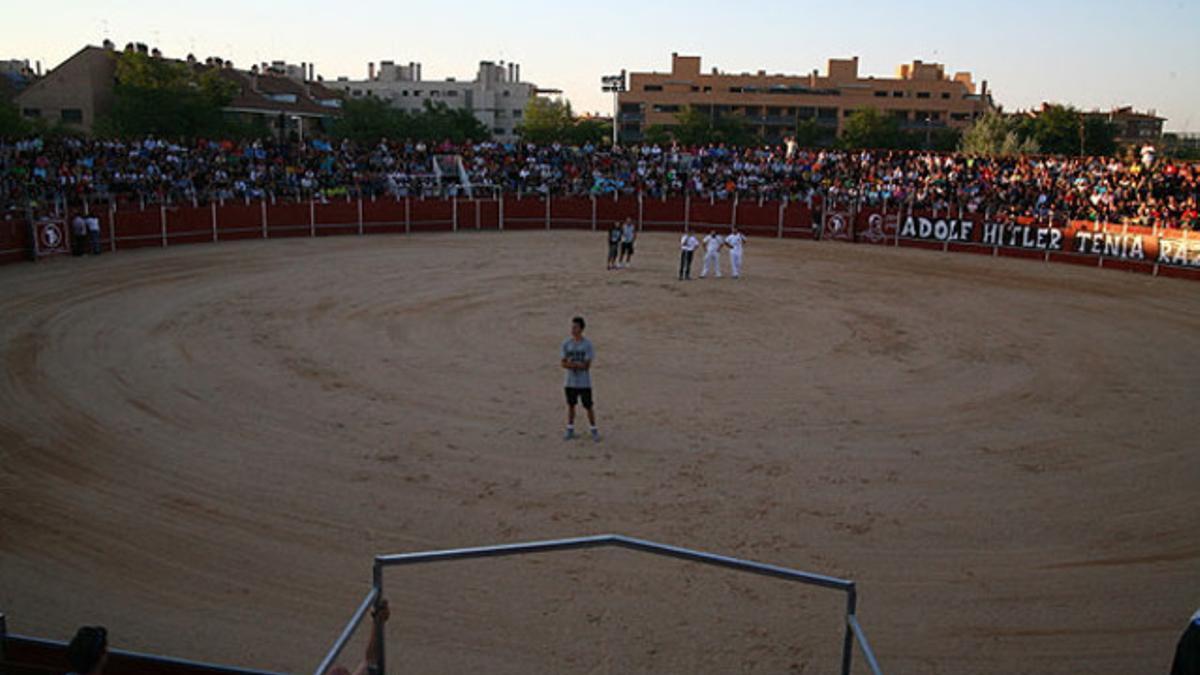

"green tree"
[1082,116,1117,156]
[792,118,823,148]
[958,110,1040,156]
[666,106,754,146]
[518,97,574,144]
[838,108,902,150]
[565,118,610,146]
[97,50,239,138]
[1028,104,1083,155]
[643,124,674,146]
[0,100,29,138]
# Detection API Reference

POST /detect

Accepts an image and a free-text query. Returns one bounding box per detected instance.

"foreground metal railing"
[315,534,883,675]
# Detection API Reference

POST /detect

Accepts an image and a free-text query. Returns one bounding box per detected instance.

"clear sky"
[5,0,1198,131]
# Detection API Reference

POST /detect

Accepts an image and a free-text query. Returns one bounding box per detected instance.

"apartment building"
[334,60,540,142]
[617,53,995,144]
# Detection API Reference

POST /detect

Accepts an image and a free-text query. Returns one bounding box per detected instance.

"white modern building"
[334,60,541,141]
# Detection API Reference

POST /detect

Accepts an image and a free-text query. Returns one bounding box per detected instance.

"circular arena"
[1,230,1197,674]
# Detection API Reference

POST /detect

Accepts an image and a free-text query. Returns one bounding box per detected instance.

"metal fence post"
[404,198,411,235]
[637,193,644,231]
[109,202,117,252]
[591,195,597,231]
[261,200,268,239]
[452,198,458,232]
[498,194,505,231]
[211,202,218,243]
[160,204,168,247]
[545,195,551,230]
[777,199,785,239]
[358,197,364,236]
[371,563,386,675]
[310,199,316,237]
[841,585,857,675]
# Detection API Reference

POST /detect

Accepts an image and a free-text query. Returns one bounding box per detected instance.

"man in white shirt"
[725,226,746,278]
[700,229,724,278]
[679,229,700,280]
[86,215,102,255]
[618,217,637,267]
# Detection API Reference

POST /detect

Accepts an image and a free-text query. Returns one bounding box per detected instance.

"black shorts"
[564,387,593,408]
[620,241,634,255]
[608,243,619,258]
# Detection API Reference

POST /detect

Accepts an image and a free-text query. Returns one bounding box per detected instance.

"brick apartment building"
[14,41,344,138]
[1085,106,1165,146]
[617,53,995,144]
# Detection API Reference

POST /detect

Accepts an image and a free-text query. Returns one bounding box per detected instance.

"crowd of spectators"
[2,136,1197,230]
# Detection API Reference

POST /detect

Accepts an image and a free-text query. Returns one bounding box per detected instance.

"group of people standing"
[679,226,746,280]
[69,213,103,256]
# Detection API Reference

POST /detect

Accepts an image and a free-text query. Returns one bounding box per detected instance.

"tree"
[0,100,29,138]
[1028,104,1083,156]
[959,110,1040,156]
[565,118,610,146]
[518,97,574,144]
[838,108,902,150]
[664,106,754,147]
[96,50,239,138]
[332,98,489,143]
[1082,116,1117,156]
[643,124,673,146]
[792,119,824,148]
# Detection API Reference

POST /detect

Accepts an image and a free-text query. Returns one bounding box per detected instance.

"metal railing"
[315,534,883,675]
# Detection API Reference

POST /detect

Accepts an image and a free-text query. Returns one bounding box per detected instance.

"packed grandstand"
[2,137,1198,231]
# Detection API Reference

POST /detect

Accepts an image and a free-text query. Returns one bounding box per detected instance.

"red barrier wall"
[689,200,733,231]
[737,201,781,238]
[314,201,359,237]
[0,217,31,263]
[362,197,406,234]
[265,202,310,238]
[5,196,1199,283]
[595,195,639,226]
[780,202,813,239]
[165,206,213,246]
[113,208,163,250]
[217,203,264,241]
[408,199,453,233]
[549,197,593,230]
[503,197,546,230]
[641,198,685,232]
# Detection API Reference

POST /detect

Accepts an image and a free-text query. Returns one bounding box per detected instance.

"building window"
[446,90,458,97]
[843,109,857,117]
[413,90,421,96]
[950,112,970,121]
[941,92,950,99]
[691,85,699,92]
[652,104,680,113]
[494,127,506,134]
[60,109,84,124]
[402,90,408,96]
[22,108,41,118]
[890,110,909,120]
[916,92,931,99]
[728,86,742,93]
[620,103,641,113]
[352,89,362,96]
[817,107,838,120]
[503,90,510,97]
[703,86,712,92]
[797,107,816,119]
[892,91,903,98]
[643,84,663,92]
[431,91,440,97]
[512,110,522,118]
[874,91,888,97]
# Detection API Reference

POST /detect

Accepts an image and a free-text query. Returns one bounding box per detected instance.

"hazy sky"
[5,0,1198,131]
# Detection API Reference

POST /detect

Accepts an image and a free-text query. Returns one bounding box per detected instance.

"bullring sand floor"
[1,231,1197,674]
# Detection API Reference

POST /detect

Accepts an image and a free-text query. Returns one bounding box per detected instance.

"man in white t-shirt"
[725,226,746,278]
[700,229,724,278]
[679,229,700,280]
[618,217,637,267]
[86,215,102,255]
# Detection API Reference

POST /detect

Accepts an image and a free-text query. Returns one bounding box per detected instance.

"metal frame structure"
[314,534,883,675]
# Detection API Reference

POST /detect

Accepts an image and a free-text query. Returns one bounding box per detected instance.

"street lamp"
[601,70,626,146]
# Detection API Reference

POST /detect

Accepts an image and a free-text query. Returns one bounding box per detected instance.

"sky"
[5,0,1198,132]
